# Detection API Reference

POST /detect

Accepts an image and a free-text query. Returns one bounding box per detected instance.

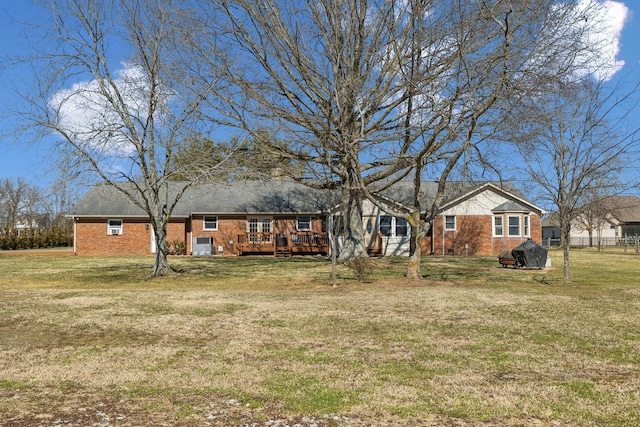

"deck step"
[275,249,292,257]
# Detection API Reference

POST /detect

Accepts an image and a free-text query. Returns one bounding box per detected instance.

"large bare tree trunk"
[338,187,367,263]
[152,218,171,277]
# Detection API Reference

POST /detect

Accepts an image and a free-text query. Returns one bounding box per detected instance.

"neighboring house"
[1,214,50,236]
[67,180,544,257]
[541,196,640,246]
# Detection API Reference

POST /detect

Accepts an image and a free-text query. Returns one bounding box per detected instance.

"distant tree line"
[0,177,75,250]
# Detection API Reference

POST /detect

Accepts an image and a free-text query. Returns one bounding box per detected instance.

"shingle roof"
[68,180,538,218]
[68,180,336,217]
[492,200,531,213]
[606,196,640,223]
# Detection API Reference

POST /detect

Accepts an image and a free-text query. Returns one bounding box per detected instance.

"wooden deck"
[237,232,329,257]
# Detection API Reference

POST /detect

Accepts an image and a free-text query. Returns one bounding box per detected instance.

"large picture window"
[379,215,409,237]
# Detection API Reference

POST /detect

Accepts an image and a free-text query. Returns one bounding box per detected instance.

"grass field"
[1,249,639,426]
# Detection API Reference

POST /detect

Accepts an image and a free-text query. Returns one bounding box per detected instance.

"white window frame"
[107,219,123,235]
[203,215,218,231]
[379,215,410,237]
[444,215,456,231]
[524,215,530,237]
[248,217,259,233]
[246,217,272,232]
[297,216,312,231]
[493,216,503,237]
[261,217,272,233]
[508,216,520,236]
[379,215,393,236]
[395,217,409,237]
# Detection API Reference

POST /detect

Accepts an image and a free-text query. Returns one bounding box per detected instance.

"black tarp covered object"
[511,239,548,269]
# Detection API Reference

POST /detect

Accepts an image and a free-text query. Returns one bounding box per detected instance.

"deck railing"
[236,232,329,255]
[290,233,329,248]
[237,232,274,246]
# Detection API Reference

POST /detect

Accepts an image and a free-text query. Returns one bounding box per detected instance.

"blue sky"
[1,1,640,190]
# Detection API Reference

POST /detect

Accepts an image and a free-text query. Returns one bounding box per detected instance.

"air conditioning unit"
[110,229,121,235]
[193,237,213,256]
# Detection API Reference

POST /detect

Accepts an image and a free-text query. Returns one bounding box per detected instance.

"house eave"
[189,211,327,216]
[66,214,190,219]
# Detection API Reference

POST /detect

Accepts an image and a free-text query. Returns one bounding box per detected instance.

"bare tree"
[19,0,222,276]
[354,0,605,279]
[512,76,640,284]
[0,177,43,230]
[192,0,426,263]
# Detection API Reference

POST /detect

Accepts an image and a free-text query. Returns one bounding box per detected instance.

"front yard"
[0,250,638,426]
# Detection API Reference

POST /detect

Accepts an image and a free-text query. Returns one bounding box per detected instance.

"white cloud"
[48,63,154,157]
[577,0,629,80]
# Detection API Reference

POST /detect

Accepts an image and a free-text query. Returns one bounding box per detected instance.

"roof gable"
[438,182,544,215]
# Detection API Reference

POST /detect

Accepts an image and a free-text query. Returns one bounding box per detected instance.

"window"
[380,215,393,236]
[107,219,122,235]
[379,215,409,237]
[523,216,530,237]
[261,218,271,233]
[203,216,218,230]
[508,216,520,236]
[494,216,503,236]
[445,215,456,231]
[297,216,311,231]
[248,218,259,233]
[395,217,408,236]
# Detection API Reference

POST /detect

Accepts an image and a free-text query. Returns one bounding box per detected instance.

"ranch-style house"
[67,180,544,257]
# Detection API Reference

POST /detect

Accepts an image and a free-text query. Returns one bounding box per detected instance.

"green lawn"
[0,249,638,426]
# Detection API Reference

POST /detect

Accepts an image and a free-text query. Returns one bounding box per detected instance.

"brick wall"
[190,214,326,255]
[427,213,543,256]
[75,218,186,256]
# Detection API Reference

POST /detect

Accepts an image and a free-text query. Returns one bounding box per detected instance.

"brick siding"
[75,218,186,256]
[75,215,327,256]
[427,214,542,256]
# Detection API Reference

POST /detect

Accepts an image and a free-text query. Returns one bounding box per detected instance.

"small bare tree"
[18,0,223,276]
[512,76,640,284]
